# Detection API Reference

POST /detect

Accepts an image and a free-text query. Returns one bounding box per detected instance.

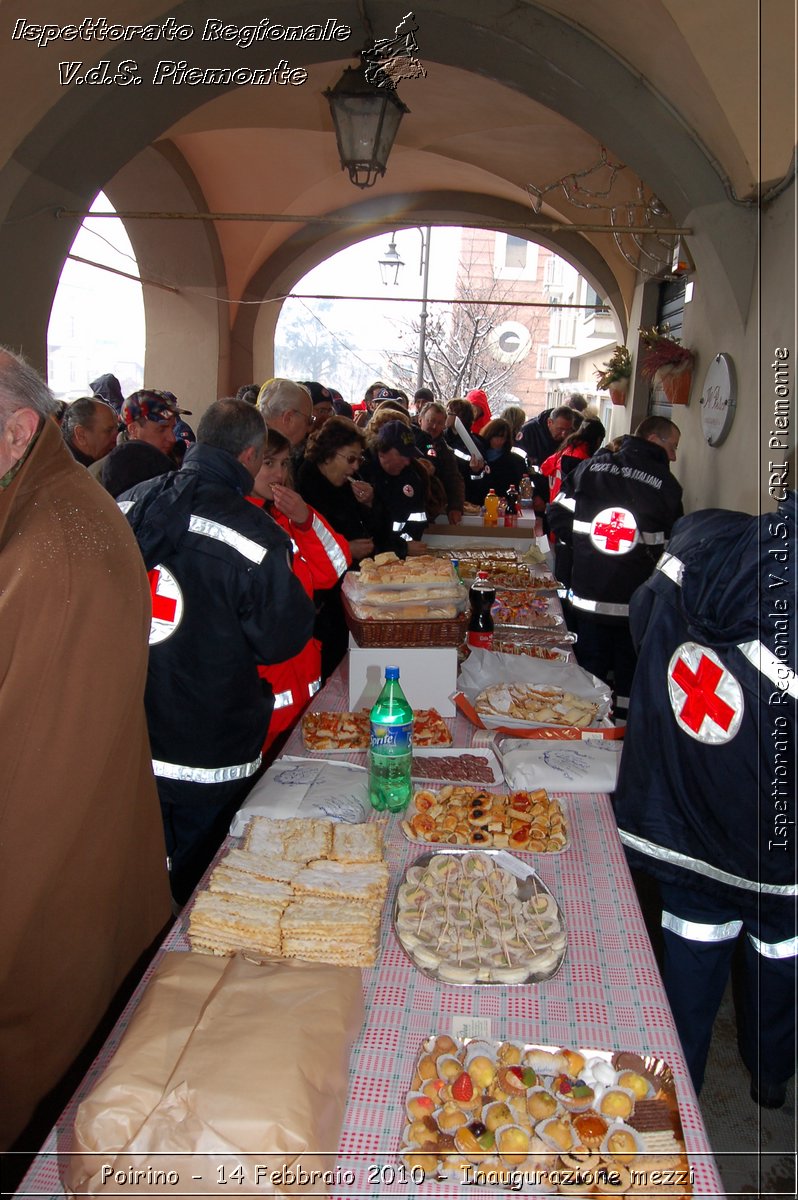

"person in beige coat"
[0,348,171,1150]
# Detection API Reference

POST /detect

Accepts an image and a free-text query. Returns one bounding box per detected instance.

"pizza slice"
[413,708,453,746]
[301,709,370,750]
[302,707,451,750]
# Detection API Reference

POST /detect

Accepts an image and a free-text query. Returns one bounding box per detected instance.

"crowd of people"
[1,347,794,1157]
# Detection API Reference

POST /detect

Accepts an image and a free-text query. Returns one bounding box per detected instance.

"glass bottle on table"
[504,486,519,527]
[467,571,496,649]
[369,666,414,812]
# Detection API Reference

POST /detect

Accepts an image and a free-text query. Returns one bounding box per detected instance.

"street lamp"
[378,236,404,286]
[324,54,410,188]
[379,226,432,390]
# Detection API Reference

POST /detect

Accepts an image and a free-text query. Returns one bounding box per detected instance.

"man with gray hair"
[61,394,119,465]
[120,397,316,903]
[257,377,313,446]
[0,347,170,1149]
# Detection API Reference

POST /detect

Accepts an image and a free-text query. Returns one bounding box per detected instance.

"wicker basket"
[342,593,469,648]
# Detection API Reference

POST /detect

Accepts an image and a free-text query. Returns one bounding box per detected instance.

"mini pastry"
[599,1087,635,1121]
[572,1112,608,1148]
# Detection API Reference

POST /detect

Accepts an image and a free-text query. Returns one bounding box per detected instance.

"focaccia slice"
[188,892,283,957]
[292,858,389,903]
[330,821,384,864]
[244,816,334,861]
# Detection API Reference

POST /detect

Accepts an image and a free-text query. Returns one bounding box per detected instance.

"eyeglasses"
[335,451,364,466]
[290,409,313,426]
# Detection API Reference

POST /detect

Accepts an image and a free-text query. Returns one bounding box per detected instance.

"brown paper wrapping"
[64,952,364,1198]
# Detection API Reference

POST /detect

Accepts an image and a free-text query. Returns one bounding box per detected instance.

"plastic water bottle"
[483,488,500,526]
[369,666,414,812]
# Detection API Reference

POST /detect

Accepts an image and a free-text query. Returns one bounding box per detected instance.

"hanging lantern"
[378,235,405,285]
[324,54,409,188]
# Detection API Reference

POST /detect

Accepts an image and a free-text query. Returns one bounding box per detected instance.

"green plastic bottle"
[368,666,414,812]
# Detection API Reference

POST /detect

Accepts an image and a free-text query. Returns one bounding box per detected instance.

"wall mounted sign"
[699,352,736,446]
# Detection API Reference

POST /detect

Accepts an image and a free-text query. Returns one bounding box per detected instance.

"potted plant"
[638,326,695,406]
[595,344,633,405]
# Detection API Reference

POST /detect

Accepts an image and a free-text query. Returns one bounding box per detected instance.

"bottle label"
[468,631,494,650]
[370,721,413,751]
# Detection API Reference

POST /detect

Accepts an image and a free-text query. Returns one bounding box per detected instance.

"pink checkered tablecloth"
[16,662,724,1198]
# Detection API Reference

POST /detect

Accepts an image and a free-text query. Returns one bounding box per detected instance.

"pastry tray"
[401,786,570,853]
[399,1036,689,1193]
[393,849,566,985]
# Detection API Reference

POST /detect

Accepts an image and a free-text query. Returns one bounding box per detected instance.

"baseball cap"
[121,389,191,427]
[298,381,332,407]
[375,420,422,459]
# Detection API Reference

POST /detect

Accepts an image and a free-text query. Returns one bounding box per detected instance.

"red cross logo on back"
[589,507,638,554]
[667,642,743,744]
[147,565,184,645]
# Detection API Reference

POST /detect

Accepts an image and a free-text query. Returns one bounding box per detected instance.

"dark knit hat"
[101,441,175,498]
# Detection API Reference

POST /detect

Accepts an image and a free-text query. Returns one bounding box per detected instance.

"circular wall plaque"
[699,353,736,447]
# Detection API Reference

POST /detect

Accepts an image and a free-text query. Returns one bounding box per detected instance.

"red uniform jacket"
[249,498,351,748]
[540,443,590,503]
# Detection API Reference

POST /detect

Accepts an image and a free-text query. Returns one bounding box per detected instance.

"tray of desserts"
[491,591,566,631]
[460,564,538,590]
[394,850,566,984]
[489,631,575,660]
[401,786,569,852]
[400,1036,690,1193]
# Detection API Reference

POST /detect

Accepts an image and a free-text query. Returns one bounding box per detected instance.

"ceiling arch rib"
[230,190,628,386]
[0,0,760,360]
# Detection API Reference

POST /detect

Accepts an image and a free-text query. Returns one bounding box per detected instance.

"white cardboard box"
[348,646,458,716]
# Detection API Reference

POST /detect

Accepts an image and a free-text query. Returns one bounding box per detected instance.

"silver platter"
[393,848,567,986]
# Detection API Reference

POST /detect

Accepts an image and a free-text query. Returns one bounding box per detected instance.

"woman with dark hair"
[248,427,351,748]
[540,417,606,502]
[499,404,527,443]
[296,417,392,676]
[297,418,378,559]
[465,417,524,504]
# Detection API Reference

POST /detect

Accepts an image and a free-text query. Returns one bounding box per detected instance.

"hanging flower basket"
[638,326,695,407]
[653,361,693,406]
[608,377,629,405]
[595,344,632,403]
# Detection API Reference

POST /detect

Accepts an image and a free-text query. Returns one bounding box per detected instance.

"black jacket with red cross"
[613,494,797,910]
[546,436,683,621]
[118,443,315,784]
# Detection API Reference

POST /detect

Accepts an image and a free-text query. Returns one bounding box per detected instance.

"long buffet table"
[17,659,724,1198]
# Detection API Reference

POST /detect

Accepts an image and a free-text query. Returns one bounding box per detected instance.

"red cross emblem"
[589,506,638,554]
[147,565,183,645]
[667,642,743,744]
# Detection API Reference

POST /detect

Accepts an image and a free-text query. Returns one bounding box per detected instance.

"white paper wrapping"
[457,649,613,728]
[498,738,623,791]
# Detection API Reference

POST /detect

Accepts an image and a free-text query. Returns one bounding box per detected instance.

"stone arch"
[236,191,628,385]
[103,143,228,405]
[0,0,750,372]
